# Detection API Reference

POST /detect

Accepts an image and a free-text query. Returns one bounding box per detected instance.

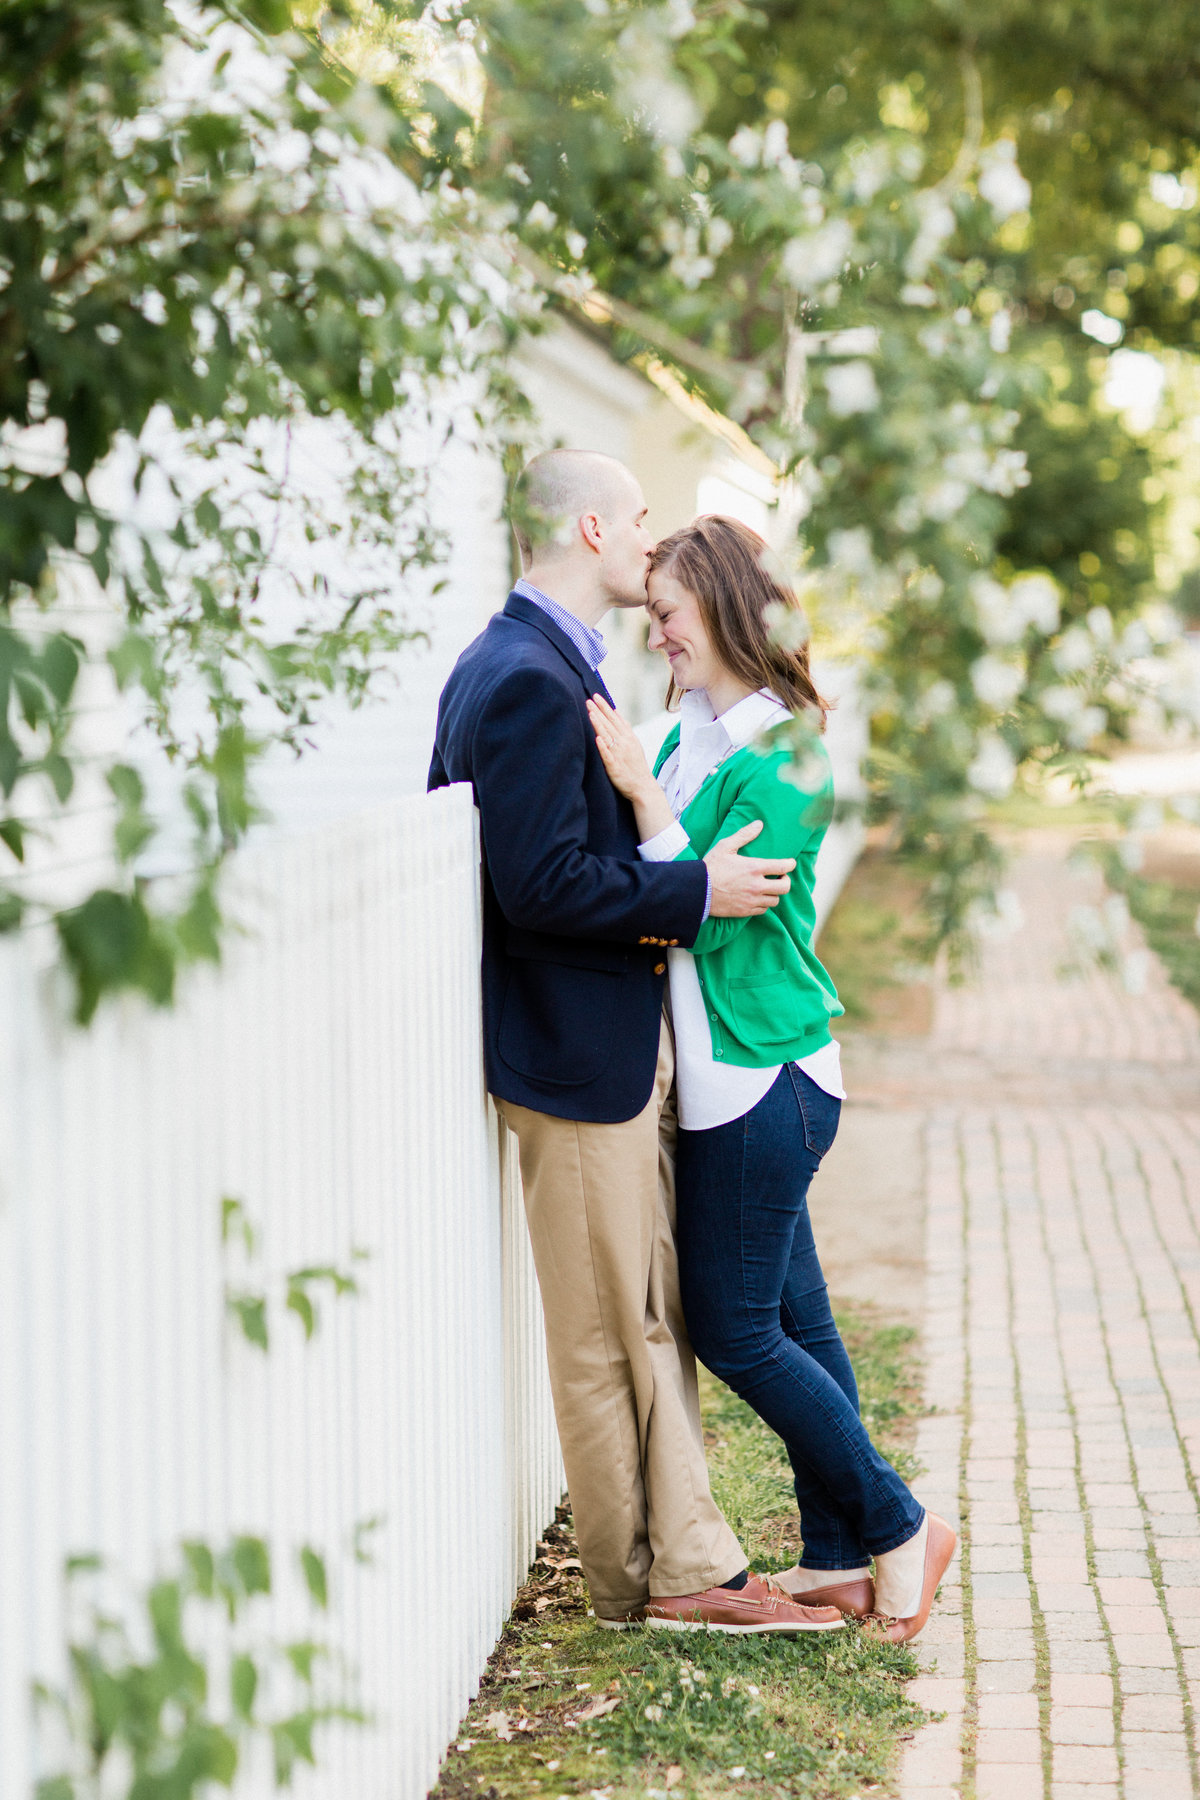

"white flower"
[781,218,853,294]
[971,654,1024,709]
[1119,619,1152,659]
[1052,626,1094,674]
[967,733,1017,795]
[729,125,761,167]
[905,192,956,279]
[919,679,957,719]
[1038,684,1084,722]
[1067,703,1107,746]
[0,417,68,476]
[644,1704,664,1722]
[924,478,969,520]
[525,200,557,232]
[901,282,936,307]
[848,140,893,202]
[989,308,1012,353]
[706,216,733,256]
[828,526,874,575]
[1087,605,1114,644]
[824,360,879,416]
[762,118,790,166]
[1081,308,1123,346]
[978,139,1031,220]
[1010,573,1060,634]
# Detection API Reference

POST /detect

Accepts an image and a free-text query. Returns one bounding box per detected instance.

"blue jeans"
[676,1064,923,1569]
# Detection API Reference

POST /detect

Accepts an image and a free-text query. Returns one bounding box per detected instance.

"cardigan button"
[654,962,666,975]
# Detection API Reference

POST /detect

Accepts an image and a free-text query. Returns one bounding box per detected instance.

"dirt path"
[814,831,1200,1799]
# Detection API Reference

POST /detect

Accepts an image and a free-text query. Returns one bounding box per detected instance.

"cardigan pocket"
[727,971,796,1045]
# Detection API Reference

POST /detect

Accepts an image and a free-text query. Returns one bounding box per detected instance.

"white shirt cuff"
[637,820,690,863]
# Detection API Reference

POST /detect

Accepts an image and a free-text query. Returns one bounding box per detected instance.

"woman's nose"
[647,621,664,651]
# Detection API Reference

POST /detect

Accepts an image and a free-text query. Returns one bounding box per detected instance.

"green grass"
[430,1305,928,1800]
[1102,851,1200,1014]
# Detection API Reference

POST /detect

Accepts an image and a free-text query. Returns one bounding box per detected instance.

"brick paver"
[887,835,1200,1799]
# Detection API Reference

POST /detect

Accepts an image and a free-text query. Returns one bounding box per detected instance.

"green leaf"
[176,879,222,964]
[65,1552,104,1577]
[181,1540,215,1596]
[0,817,27,862]
[41,753,74,804]
[39,635,81,705]
[0,890,23,932]
[220,1196,256,1255]
[285,1281,315,1340]
[226,1290,268,1351]
[241,0,297,34]
[56,888,176,1023]
[108,632,158,694]
[232,1535,271,1598]
[299,1546,328,1610]
[35,1778,75,1800]
[231,1652,258,1721]
[351,1513,384,1565]
[285,1639,322,1683]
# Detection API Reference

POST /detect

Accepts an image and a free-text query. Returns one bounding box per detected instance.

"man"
[428,448,844,1633]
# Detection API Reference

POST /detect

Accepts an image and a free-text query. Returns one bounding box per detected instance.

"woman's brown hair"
[649,515,829,727]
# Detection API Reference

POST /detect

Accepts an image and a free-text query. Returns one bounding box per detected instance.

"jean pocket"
[786,1064,841,1159]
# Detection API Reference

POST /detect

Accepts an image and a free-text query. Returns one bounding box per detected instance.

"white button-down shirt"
[638,688,845,1131]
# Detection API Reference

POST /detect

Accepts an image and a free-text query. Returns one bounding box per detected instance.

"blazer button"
[654,962,667,975]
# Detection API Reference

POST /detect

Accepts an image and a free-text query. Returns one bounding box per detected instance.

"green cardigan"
[654,721,844,1068]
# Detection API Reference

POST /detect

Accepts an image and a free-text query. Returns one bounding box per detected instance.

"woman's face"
[646,568,723,693]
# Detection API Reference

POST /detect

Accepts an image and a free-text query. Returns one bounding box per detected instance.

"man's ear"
[579,510,605,554]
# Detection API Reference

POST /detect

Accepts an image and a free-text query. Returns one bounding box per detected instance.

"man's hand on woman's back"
[705,820,795,918]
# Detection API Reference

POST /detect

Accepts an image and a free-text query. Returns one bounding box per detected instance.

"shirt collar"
[513,577,608,671]
[680,687,789,750]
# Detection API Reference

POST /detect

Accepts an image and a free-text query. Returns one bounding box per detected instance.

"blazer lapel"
[503,591,613,703]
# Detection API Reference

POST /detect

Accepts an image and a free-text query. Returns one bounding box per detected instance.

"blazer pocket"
[504,926,631,974]
[497,960,620,1086]
[727,971,796,1045]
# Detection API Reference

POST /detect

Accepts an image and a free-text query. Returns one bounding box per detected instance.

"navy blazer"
[428,591,709,1122]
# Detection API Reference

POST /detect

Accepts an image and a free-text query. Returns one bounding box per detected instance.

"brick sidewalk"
[889,836,1200,1800]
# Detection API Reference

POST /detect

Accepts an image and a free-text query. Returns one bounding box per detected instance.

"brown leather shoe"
[774,1568,876,1618]
[863,1513,958,1643]
[645,1572,845,1635]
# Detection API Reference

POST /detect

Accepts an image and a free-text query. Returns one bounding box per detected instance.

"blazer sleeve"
[470,666,708,945]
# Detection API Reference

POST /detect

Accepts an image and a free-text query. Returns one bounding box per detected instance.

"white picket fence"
[0,781,563,1800]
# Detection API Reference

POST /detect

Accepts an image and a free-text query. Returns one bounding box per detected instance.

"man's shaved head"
[511,448,641,565]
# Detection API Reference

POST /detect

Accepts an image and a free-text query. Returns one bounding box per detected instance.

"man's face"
[596,475,654,608]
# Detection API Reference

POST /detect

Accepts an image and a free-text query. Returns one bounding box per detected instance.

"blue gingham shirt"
[514,578,608,673]
[513,576,711,922]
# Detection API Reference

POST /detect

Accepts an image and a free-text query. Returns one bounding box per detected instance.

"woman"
[587,515,955,1641]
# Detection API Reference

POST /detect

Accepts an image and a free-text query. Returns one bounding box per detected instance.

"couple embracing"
[429,448,955,1639]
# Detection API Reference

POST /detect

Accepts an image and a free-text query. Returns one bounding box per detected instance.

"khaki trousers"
[496,1018,745,1618]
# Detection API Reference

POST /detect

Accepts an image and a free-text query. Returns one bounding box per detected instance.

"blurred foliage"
[6,0,1200,1004]
[0,0,522,1015]
[373,0,1199,948]
[34,1537,361,1797]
